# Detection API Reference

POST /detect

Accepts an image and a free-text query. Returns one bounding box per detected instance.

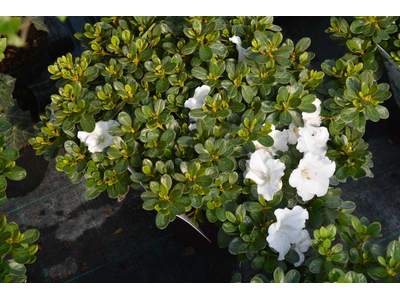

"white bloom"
[302,98,322,127]
[266,206,309,260]
[77,120,120,153]
[289,152,336,201]
[244,149,285,201]
[292,229,312,267]
[184,85,210,123]
[269,125,289,154]
[253,124,289,156]
[296,125,329,156]
[184,85,210,110]
[287,124,299,145]
[229,36,250,62]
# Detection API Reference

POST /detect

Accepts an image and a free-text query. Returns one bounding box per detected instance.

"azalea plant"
[0,114,40,283]
[325,16,400,71]
[29,16,400,283]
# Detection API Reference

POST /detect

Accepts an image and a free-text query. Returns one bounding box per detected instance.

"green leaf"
[309,258,325,274]
[0,120,12,134]
[231,273,241,283]
[4,103,35,150]
[20,229,40,244]
[181,40,199,55]
[5,166,26,181]
[1,148,19,161]
[0,243,11,256]
[340,107,359,122]
[285,269,301,283]
[241,85,254,103]
[387,241,400,262]
[84,187,101,199]
[365,106,380,122]
[0,74,16,111]
[279,110,292,125]
[156,77,169,92]
[257,135,274,147]
[12,247,31,264]
[216,157,235,171]
[273,267,285,283]
[80,114,95,132]
[118,112,132,127]
[376,105,389,119]
[209,43,228,56]
[199,45,213,61]
[155,213,169,229]
[107,148,122,159]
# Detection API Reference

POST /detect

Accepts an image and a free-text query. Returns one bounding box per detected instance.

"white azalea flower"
[184,85,211,124]
[269,125,289,154]
[287,124,299,145]
[77,120,120,153]
[302,98,322,127]
[292,229,312,267]
[229,36,250,62]
[296,125,329,156]
[244,149,285,201]
[266,206,309,260]
[184,85,211,110]
[289,152,336,201]
[252,124,289,156]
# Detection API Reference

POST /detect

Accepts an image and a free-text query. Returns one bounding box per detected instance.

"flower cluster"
[289,99,335,201]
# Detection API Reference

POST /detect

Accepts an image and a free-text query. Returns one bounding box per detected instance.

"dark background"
[2,16,400,283]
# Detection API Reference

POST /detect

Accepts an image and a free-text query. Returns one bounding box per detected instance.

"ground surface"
[1,17,400,283]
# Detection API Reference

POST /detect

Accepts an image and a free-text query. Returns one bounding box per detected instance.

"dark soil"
[0,24,47,74]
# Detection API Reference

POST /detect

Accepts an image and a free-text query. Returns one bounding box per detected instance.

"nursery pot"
[377,45,400,133]
[6,86,49,198]
[6,144,50,198]
[378,45,400,109]
[0,23,49,86]
[13,83,40,123]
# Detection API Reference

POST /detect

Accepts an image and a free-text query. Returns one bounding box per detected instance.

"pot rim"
[377,44,400,72]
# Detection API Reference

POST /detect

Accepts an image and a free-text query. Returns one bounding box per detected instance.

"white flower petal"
[274,206,309,244]
[302,98,322,127]
[229,35,250,62]
[184,85,210,110]
[296,126,329,156]
[267,223,292,261]
[244,149,285,201]
[77,131,92,143]
[267,206,309,261]
[270,128,289,154]
[287,124,299,145]
[289,152,335,201]
[293,229,311,267]
[77,120,120,153]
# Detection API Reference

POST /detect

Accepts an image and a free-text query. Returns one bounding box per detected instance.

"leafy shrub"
[30,16,399,282]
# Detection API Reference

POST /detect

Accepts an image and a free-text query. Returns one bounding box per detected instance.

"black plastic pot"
[6,85,48,197]
[6,145,49,198]
[13,83,40,123]
[378,45,400,109]
[378,45,400,134]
